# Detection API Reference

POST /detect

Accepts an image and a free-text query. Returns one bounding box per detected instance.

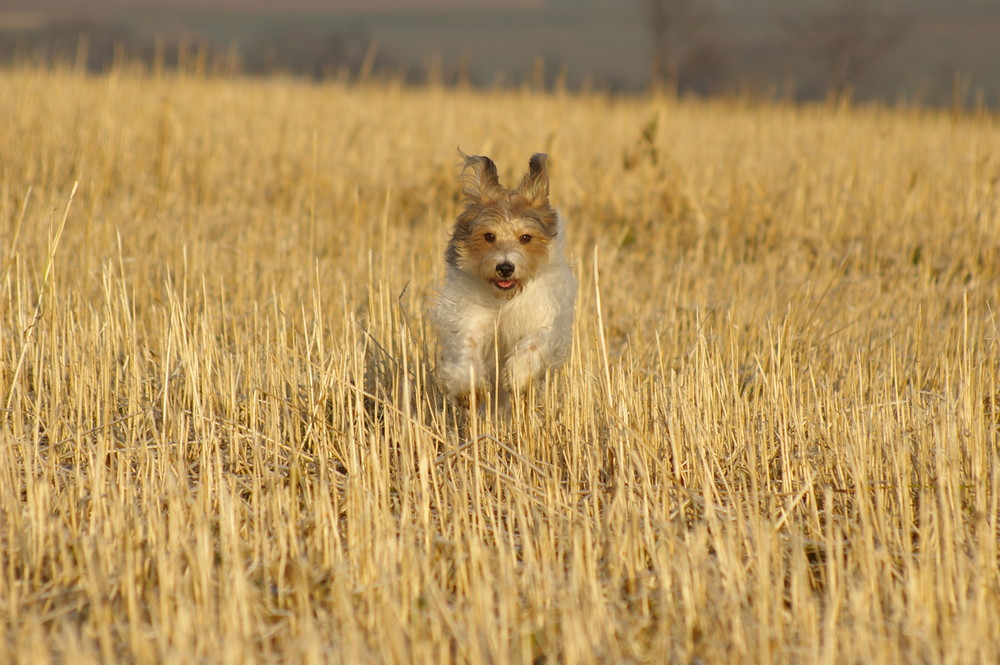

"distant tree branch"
[645,0,724,93]
[779,0,912,98]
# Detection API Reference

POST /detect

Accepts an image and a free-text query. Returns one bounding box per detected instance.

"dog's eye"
[519,234,532,244]
[483,233,496,243]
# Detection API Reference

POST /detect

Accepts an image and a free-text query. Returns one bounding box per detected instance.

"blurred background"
[2,0,997,108]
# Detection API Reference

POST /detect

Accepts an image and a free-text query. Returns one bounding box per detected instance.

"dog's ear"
[516,153,549,207]
[459,151,505,204]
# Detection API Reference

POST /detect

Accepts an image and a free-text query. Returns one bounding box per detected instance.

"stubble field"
[1,64,999,664]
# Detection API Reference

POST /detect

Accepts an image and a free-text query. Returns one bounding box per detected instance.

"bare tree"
[779,0,911,99]
[645,0,724,93]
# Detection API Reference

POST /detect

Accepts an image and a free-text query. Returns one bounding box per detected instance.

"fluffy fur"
[432,151,577,405]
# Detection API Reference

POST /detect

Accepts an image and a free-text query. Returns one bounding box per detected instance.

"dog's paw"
[439,363,485,402]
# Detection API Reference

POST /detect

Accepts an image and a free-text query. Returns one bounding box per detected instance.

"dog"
[432,151,577,406]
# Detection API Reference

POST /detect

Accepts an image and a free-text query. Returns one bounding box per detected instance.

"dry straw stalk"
[1,64,999,664]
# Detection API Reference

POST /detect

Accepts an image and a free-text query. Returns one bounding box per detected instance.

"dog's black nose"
[496,262,515,278]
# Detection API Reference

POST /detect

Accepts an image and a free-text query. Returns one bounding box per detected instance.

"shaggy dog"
[432,151,576,406]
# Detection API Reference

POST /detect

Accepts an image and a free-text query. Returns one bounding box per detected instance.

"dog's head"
[446,151,559,300]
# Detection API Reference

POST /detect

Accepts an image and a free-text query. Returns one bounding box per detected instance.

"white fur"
[433,214,576,402]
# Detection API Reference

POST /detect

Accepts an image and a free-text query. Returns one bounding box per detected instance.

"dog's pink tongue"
[496,280,515,288]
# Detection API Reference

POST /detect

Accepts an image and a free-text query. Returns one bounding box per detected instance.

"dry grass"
[2,64,999,664]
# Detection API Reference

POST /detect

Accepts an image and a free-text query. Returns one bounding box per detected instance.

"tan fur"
[446,151,559,299]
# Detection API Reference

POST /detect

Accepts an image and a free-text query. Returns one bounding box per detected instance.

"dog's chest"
[495,286,551,349]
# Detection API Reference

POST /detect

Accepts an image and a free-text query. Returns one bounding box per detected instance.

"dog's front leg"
[503,327,555,396]
[438,318,493,404]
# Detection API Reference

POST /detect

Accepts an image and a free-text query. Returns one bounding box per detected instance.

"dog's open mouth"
[493,279,518,291]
